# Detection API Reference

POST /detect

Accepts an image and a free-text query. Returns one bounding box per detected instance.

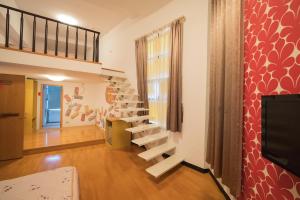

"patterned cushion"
[0,167,79,200]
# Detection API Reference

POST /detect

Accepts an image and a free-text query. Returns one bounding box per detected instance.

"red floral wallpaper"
[241,0,300,199]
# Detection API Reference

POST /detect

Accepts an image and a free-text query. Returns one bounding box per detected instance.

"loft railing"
[0,4,100,63]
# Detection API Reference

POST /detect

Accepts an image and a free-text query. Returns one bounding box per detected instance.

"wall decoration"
[88,113,96,121]
[64,94,71,102]
[104,84,135,119]
[81,114,85,122]
[105,86,116,104]
[36,81,109,129]
[96,106,108,128]
[70,111,79,119]
[240,0,300,199]
[62,84,110,128]
[84,105,94,116]
[63,85,96,125]
[74,86,83,100]
[65,108,71,117]
[74,104,82,112]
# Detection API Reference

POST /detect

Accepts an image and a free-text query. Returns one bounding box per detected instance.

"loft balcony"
[0,3,124,77]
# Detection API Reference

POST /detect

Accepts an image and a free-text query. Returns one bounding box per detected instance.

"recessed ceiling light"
[45,75,67,82]
[57,14,78,25]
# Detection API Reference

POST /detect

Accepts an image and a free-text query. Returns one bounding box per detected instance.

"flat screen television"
[261,94,300,177]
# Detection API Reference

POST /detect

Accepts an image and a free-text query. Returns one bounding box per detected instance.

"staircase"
[106,76,184,178]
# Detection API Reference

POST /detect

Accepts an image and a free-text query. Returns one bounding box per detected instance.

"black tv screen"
[261,94,300,177]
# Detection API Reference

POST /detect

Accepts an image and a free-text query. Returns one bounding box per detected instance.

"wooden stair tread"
[132,132,168,146]
[121,115,150,122]
[146,155,184,178]
[138,142,176,161]
[126,124,160,133]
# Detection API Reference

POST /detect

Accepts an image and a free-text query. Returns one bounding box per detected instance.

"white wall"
[100,0,209,168]
[36,80,108,128]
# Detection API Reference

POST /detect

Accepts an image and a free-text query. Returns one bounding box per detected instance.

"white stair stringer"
[106,75,183,178]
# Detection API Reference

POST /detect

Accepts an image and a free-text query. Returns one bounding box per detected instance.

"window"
[147,27,171,128]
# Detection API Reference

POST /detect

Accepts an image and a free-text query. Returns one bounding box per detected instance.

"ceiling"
[14,0,172,34]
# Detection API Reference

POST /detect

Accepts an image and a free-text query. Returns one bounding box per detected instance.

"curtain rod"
[135,16,186,41]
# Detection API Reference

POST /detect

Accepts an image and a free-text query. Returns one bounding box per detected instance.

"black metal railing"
[1,4,100,62]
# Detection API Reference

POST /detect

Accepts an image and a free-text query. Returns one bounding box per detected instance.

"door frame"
[40,84,63,129]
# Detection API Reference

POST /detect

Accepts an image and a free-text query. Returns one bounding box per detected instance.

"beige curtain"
[206,0,244,197]
[147,28,171,127]
[135,37,149,113]
[166,19,183,132]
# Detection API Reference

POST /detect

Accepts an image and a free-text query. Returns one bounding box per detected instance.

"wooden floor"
[23,125,105,150]
[0,144,225,200]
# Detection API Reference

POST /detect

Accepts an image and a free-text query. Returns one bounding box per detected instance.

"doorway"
[41,85,63,128]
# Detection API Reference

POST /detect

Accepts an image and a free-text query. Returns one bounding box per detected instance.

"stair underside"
[121,115,150,122]
[132,132,168,146]
[146,154,184,178]
[138,142,176,161]
[126,124,160,133]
